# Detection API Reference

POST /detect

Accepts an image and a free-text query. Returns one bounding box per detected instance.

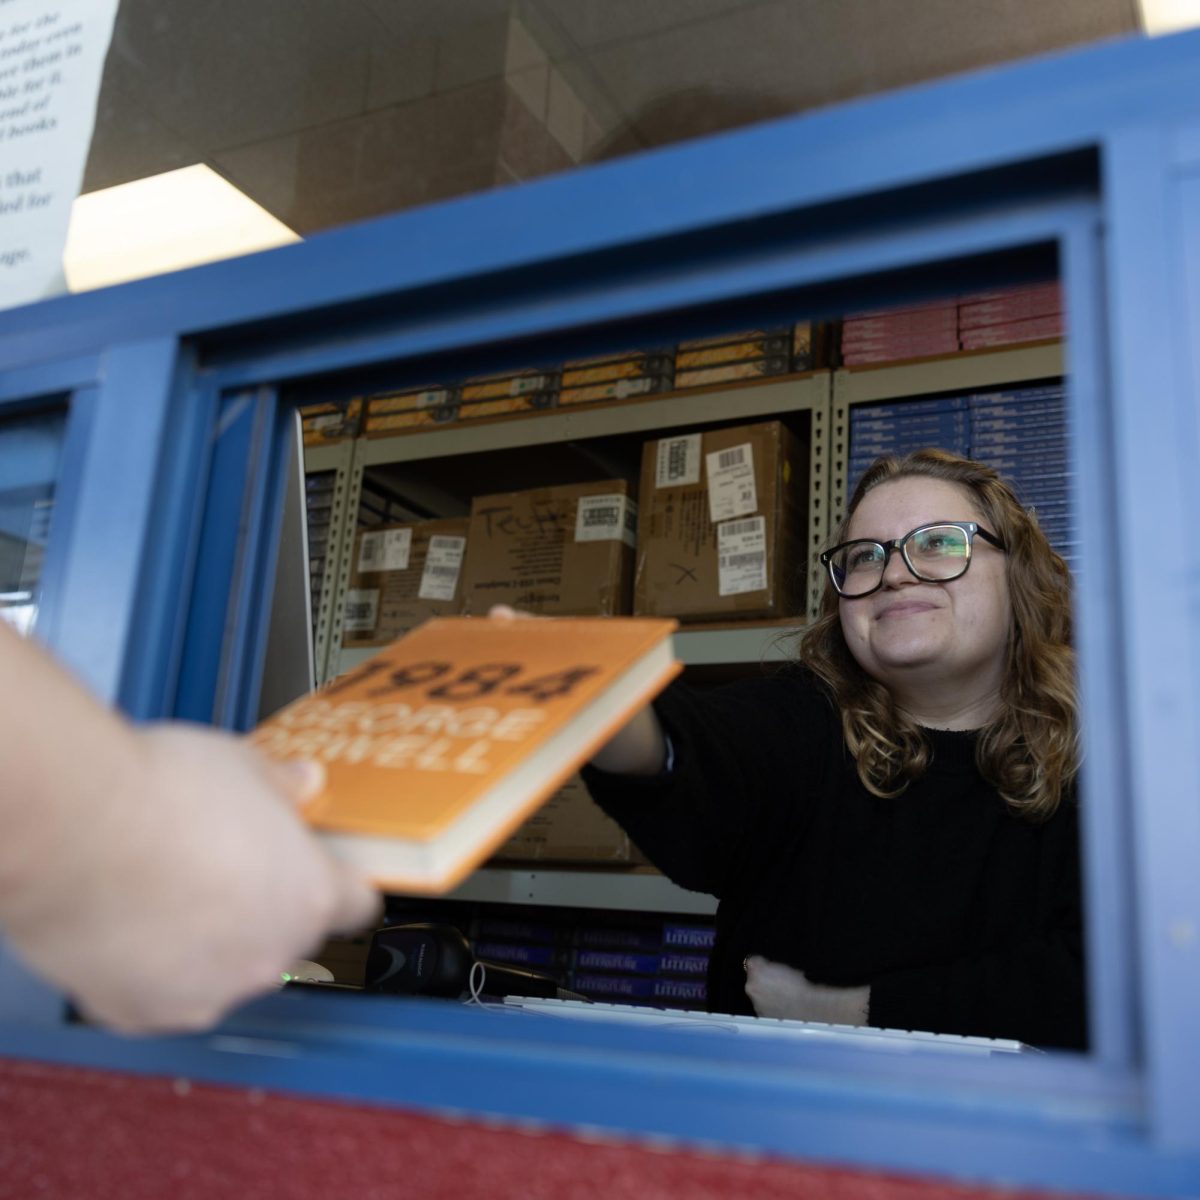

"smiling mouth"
[878,602,939,619]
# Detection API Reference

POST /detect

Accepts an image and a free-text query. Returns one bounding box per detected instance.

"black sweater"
[582,669,1087,1050]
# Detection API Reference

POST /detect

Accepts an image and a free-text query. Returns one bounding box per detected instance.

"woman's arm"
[485,607,669,776]
[587,704,667,775]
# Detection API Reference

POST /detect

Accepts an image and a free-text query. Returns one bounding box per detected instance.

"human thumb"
[270,758,327,804]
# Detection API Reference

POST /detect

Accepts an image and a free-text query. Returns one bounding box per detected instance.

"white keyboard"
[499,996,1029,1056]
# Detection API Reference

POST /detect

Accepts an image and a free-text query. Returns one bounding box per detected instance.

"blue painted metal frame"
[1,26,1199,1196]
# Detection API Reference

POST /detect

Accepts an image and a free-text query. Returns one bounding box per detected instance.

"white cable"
[467,960,487,1005]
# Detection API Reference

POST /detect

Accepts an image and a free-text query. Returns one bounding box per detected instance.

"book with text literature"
[251,616,680,893]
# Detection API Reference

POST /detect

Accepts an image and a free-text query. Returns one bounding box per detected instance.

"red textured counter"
[0,1057,1097,1200]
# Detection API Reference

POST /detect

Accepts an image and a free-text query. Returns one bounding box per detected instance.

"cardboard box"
[341,518,469,647]
[491,773,646,864]
[460,479,637,616]
[634,420,808,622]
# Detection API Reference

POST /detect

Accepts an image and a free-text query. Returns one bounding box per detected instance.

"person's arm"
[485,606,669,774]
[587,704,667,775]
[0,621,381,1034]
[584,671,830,898]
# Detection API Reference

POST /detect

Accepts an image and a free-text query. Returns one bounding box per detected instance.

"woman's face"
[837,476,1012,698]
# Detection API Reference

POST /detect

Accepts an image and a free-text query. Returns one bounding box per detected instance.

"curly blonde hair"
[799,449,1078,821]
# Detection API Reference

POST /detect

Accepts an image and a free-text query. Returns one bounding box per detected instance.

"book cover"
[251,615,680,894]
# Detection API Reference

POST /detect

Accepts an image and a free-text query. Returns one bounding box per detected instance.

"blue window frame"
[0,28,1198,1197]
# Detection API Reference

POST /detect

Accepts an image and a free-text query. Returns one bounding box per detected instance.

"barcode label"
[655,434,701,488]
[418,535,466,600]
[358,531,382,568]
[343,588,379,632]
[575,494,634,545]
[358,527,412,573]
[721,518,762,537]
[706,442,757,523]
[717,516,767,596]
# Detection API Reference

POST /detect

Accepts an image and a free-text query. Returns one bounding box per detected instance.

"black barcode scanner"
[365,923,565,1000]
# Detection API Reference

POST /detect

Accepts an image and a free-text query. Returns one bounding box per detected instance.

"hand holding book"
[252,615,680,893]
[488,606,670,777]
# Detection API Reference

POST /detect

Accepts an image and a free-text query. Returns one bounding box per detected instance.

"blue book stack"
[845,382,1075,574]
[847,395,971,499]
[967,383,1075,573]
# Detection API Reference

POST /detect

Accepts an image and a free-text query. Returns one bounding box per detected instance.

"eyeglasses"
[820,521,1006,598]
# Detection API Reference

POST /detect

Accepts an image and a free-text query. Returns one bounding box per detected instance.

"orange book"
[251,616,680,894]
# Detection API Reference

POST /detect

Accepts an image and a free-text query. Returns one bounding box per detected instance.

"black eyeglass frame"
[819,520,1007,598]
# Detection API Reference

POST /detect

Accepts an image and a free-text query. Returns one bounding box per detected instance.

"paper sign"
[0,0,120,310]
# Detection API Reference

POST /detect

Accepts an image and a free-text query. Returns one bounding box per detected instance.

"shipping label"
[655,433,702,487]
[358,527,412,573]
[417,534,466,601]
[343,588,380,633]
[574,493,637,548]
[706,442,757,522]
[717,516,768,596]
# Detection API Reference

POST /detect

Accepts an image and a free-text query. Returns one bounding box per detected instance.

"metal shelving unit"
[446,868,717,914]
[302,438,361,683]
[306,346,1064,912]
[322,372,830,684]
[333,620,805,681]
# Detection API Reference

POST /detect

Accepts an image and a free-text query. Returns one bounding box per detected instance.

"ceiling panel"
[81,0,1141,244]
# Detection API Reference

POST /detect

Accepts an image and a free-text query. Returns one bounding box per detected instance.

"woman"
[582,449,1086,1050]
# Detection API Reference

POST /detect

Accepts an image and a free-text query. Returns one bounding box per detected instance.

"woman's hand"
[744,955,870,1026]
[488,605,668,775]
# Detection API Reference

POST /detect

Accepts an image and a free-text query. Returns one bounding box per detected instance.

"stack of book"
[845,382,1074,569]
[839,283,1063,366]
[846,395,971,498]
[456,368,560,423]
[558,349,673,407]
[299,398,363,446]
[967,383,1074,569]
[363,386,458,435]
[470,911,715,1009]
[958,283,1064,351]
[840,300,959,366]
[673,329,792,389]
